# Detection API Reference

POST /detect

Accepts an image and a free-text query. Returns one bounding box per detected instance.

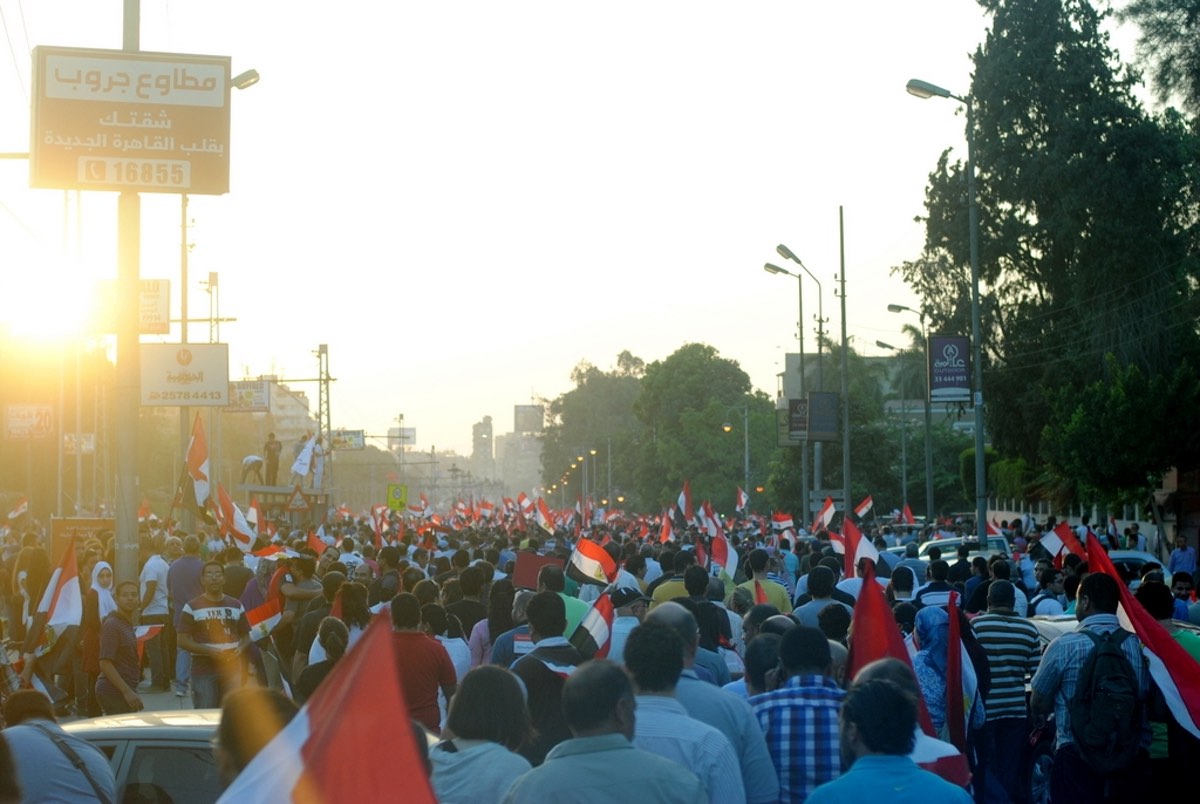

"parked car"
[1106,550,1171,588]
[917,535,1009,561]
[63,709,223,804]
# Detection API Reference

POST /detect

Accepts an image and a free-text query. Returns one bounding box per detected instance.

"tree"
[632,343,765,510]
[896,0,1200,503]
[540,351,644,506]
[1119,0,1200,115]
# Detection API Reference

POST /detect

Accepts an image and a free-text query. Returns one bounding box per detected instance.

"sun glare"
[2,252,99,342]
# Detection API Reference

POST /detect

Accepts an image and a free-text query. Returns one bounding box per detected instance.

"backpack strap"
[27,722,113,804]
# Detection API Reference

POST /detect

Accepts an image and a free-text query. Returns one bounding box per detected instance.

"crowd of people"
[0,511,1196,803]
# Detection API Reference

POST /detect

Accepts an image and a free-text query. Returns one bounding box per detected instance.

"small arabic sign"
[31,46,232,194]
[141,343,229,406]
[929,334,971,403]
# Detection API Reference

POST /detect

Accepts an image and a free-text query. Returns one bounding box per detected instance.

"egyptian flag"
[811,497,836,532]
[216,483,257,553]
[569,592,615,660]
[986,519,1001,536]
[676,480,694,526]
[176,414,216,524]
[658,512,674,544]
[736,487,750,513]
[7,495,28,520]
[853,495,873,520]
[567,539,618,587]
[753,580,769,605]
[695,538,709,571]
[711,531,738,581]
[306,531,328,556]
[901,504,916,526]
[247,597,284,642]
[771,512,795,532]
[1089,533,1200,738]
[830,518,880,580]
[22,535,83,658]
[135,624,164,662]
[846,561,937,736]
[536,497,556,535]
[371,504,389,551]
[216,616,436,804]
[137,498,152,523]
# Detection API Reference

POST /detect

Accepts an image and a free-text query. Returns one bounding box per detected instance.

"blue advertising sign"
[929,334,970,403]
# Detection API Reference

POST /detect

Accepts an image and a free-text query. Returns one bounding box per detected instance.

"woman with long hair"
[295,617,349,705]
[308,582,371,664]
[431,665,533,803]
[468,578,514,667]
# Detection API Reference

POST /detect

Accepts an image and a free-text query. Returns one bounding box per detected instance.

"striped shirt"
[970,612,1041,720]
[750,675,845,803]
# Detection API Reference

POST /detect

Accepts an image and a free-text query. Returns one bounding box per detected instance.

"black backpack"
[1068,629,1142,772]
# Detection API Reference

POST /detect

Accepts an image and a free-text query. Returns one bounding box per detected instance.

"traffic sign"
[387,484,408,512]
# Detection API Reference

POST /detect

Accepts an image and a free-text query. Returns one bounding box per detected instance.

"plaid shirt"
[750,674,845,803]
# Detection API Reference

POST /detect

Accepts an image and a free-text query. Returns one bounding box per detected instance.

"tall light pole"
[765,258,813,523]
[774,246,827,510]
[886,304,935,520]
[721,403,751,494]
[907,77,986,540]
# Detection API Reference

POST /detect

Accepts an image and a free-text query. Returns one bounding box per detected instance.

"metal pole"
[742,404,750,492]
[900,395,908,509]
[967,102,987,541]
[797,277,810,527]
[179,193,192,531]
[114,0,141,587]
[922,320,935,520]
[839,206,851,511]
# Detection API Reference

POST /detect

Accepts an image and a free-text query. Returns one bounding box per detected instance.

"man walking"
[176,561,251,709]
[96,580,145,715]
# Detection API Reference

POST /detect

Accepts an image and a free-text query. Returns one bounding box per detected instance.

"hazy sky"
[1,1,1092,457]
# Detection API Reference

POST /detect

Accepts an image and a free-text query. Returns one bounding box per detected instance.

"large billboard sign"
[141,343,229,406]
[31,46,232,194]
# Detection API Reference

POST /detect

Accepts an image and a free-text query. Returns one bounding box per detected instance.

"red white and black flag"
[567,538,618,587]
[175,413,216,524]
[569,591,615,660]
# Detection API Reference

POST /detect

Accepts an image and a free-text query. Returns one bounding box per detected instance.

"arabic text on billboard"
[141,343,229,406]
[32,46,232,195]
[331,429,365,451]
[929,335,971,403]
[228,381,270,412]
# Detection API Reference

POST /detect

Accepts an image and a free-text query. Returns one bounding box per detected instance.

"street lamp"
[886,304,935,521]
[767,247,826,519]
[764,261,808,523]
[721,403,751,493]
[907,77,986,540]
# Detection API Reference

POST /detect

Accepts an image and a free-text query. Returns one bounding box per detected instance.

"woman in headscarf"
[81,559,116,716]
[912,606,985,739]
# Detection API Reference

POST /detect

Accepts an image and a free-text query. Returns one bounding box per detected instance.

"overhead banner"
[141,343,229,406]
[929,334,971,403]
[31,46,233,194]
[514,405,545,434]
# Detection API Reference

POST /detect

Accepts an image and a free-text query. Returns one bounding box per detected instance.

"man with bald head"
[140,534,182,691]
[645,601,779,804]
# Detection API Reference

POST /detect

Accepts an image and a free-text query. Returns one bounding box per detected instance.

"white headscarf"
[91,560,117,619]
